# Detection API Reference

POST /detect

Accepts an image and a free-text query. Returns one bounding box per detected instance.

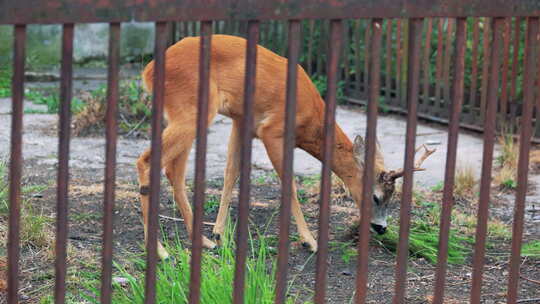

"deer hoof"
[202,236,217,249]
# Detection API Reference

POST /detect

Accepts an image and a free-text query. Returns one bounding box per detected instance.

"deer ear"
[353,135,365,166]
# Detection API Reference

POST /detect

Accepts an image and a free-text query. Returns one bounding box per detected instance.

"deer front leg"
[212,121,241,243]
[261,133,318,252]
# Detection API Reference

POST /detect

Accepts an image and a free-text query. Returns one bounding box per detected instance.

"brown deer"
[137,35,435,260]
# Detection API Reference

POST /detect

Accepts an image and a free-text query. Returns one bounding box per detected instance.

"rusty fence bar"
[392,17,424,304]
[355,18,383,304]
[421,18,433,112]
[432,17,467,304]
[144,21,168,304]
[314,19,343,304]
[54,23,74,304]
[274,20,301,304]
[188,20,213,304]
[100,22,121,304]
[7,24,26,304]
[232,20,259,304]
[468,18,480,123]
[470,17,504,304]
[506,17,539,304]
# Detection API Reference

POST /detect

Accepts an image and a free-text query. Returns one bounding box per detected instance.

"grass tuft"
[81,224,291,303]
[521,241,540,258]
[493,132,518,190]
[454,165,477,198]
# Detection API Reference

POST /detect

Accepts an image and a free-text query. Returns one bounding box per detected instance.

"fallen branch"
[158,214,215,226]
[517,298,540,303]
[520,274,540,286]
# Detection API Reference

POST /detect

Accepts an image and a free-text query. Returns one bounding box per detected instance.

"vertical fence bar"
[232,20,259,304]
[506,17,539,304]
[274,20,301,304]
[364,19,372,93]
[385,19,393,99]
[421,18,433,111]
[500,19,512,125]
[342,21,350,89]
[314,19,343,304]
[54,23,74,304]
[307,20,315,76]
[510,17,522,102]
[469,18,480,122]
[188,21,213,304]
[143,21,168,304]
[442,19,454,117]
[479,18,492,122]
[395,19,402,106]
[100,22,120,304]
[7,24,26,304]
[354,18,383,304]
[470,17,504,304]
[434,19,444,111]
[431,18,467,304]
[391,18,424,304]
[354,20,362,93]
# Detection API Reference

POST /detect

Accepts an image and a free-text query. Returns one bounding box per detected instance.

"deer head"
[352,135,436,235]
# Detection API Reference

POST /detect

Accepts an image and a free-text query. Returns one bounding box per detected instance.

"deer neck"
[298,122,364,204]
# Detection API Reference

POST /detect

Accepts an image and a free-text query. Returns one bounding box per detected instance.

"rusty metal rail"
[3,1,540,304]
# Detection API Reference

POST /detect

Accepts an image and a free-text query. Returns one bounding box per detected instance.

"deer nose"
[370,223,387,235]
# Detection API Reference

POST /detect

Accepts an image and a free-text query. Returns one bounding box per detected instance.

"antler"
[387,145,436,180]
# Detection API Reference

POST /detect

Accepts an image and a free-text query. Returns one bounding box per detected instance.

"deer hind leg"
[136,96,218,259]
[260,131,318,252]
[212,120,241,244]
[164,147,217,250]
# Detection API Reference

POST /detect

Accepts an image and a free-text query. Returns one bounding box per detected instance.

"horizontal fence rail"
[3,1,540,24]
[3,2,540,304]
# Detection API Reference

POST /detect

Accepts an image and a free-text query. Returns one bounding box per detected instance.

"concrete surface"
[0,98,489,188]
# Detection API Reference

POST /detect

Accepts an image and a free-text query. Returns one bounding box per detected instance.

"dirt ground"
[0,98,539,303]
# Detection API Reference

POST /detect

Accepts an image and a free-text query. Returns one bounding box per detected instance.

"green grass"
[521,241,540,258]
[0,69,11,98]
[204,195,220,214]
[81,225,293,304]
[0,160,53,247]
[374,221,474,264]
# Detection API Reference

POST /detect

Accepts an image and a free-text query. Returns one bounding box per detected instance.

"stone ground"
[0,97,538,236]
[0,99,487,187]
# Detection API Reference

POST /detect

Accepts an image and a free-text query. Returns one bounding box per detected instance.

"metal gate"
[2,1,540,304]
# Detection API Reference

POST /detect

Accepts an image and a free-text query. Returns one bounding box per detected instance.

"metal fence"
[2,1,540,304]
[175,17,537,140]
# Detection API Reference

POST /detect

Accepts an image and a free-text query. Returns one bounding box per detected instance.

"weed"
[72,78,151,136]
[81,224,292,303]
[0,69,11,98]
[204,195,220,214]
[375,220,473,264]
[431,181,444,192]
[494,132,518,190]
[521,241,540,258]
[0,160,53,247]
[25,89,86,114]
[454,165,477,198]
[312,74,346,103]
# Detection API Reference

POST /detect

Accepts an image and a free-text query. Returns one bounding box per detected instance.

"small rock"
[426,140,442,146]
[113,277,129,285]
[32,194,43,198]
[341,269,352,276]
